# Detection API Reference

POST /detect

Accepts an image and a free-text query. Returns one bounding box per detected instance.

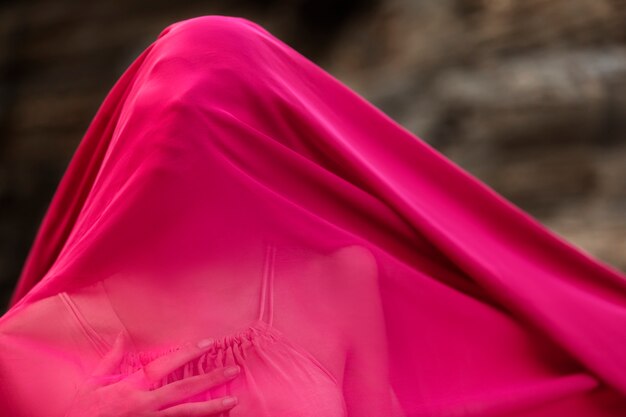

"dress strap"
[258,242,276,326]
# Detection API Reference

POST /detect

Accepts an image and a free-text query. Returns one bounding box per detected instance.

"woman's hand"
[64,332,241,417]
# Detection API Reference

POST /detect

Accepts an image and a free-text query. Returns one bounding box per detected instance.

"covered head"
[2,15,626,417]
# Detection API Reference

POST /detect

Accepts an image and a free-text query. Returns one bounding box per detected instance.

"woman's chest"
[98,260,350,387]
[118,322,348,417]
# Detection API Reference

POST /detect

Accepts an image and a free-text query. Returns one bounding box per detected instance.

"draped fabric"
[1,15,626,417]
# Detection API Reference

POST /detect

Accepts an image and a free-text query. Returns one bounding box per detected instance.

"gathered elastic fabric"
[118,325,274,389]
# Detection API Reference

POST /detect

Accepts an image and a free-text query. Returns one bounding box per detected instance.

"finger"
[156,395,238,417]
[127,338,215,386]
[91,330,128,378]
[148,365,241,409]
[86,372,127,388]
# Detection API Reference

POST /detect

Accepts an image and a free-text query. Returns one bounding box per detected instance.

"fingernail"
[224,365,240,377]
[197,338,214,348]
[222,396,238,406]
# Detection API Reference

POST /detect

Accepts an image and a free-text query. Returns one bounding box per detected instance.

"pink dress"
[67,243,348,416]
[1,14,626,417]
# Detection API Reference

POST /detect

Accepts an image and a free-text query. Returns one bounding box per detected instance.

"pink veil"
[1,15,626,417]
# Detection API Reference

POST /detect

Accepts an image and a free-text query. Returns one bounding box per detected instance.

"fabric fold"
[1,14,625,417]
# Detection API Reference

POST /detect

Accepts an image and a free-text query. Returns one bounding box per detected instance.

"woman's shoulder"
[316,244,384,340]
[326,244,379,299]
[1,293,72,339]
[276,243,381,332]
[328,244,378,276]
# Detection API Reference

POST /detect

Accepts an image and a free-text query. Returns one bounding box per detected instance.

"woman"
[1,15,626,417]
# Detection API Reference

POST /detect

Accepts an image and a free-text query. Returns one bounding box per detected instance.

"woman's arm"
[331,245,395,417]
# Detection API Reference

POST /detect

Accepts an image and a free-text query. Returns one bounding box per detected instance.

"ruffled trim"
[117,321,279,389]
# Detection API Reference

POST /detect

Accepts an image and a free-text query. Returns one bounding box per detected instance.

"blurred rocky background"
[1,0,625,310]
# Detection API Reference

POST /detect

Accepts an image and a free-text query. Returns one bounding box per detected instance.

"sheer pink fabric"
[1,15,626,417]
